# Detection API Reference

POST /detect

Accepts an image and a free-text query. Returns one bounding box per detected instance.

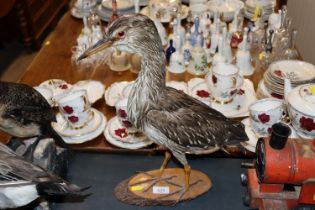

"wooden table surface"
[1,11,264,157]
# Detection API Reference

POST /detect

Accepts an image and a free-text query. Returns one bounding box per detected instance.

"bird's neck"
[127,50,166,129]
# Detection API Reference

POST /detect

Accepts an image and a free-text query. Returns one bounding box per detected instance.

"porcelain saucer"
[188,78,257,118]
[240,117,298,153]
[122,82,134,98]
[71,80,105,104]
[34,86,54,106]
[104,116,154,149]
[104,81,134,106]
[52,108,102,137]
[60,110,107,144]
[140,5,189,23]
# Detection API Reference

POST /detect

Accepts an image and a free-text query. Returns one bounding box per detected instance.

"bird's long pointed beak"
[77,37,114,61]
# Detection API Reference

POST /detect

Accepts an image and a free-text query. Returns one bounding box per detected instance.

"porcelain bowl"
[288,104,315,139]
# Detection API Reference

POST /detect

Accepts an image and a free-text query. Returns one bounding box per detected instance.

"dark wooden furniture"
[0,0,68,49]
[0,11,263,157]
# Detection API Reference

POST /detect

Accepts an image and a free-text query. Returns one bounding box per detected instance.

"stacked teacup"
[58,90,93,129]
[206,63,244,104]
[249,98,284,137]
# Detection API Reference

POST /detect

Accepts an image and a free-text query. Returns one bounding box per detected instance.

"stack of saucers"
[97,0,135,21]
[260,60,315,100]
[244,0,275,21]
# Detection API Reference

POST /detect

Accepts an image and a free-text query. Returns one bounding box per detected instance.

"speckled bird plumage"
[0,143,84,209]
[80,14,248,166]
[0,81,65,146]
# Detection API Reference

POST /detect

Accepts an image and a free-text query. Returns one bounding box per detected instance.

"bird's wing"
[4,105,55,125]
[145,87,248,149]
[0,143,51,185]
[0,82,54,124]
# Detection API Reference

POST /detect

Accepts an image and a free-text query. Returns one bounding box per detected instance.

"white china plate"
[140,5,189,23]
[104,117,154,149]
[108,116,148,143]
[269,60,315,83]
[166,81,188,94]
[52,108,102,137]
[122,81,134,98]
[104,81,133,106]
[102,0,134,10]
[71,80,105,104]
[34,86,54,106]
[60,110,107,144]
[39,79,72,105]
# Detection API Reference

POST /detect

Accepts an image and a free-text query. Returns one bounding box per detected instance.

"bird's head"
[78,14,163,60]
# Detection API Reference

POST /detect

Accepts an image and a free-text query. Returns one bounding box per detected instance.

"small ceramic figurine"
[169,38,185,74]
[222,26,233,63]
[166,39,176,63]
[236,31,254,76]
[190,16,201,47]
[153,12,168,47]
[109,49,130,71]
[182,33,192,66]
[134,0,140,13]
[212,36,226,66]
[175,13,185,46]
[187,36,208,75]
[210,17,220,54]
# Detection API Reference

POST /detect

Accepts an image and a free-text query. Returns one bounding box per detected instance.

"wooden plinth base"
[114,168,212,206]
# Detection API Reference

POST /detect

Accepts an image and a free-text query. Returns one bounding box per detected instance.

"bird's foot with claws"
[132,171,179,192]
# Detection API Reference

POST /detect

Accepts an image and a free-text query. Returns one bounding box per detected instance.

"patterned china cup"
[58,90,92,129]
[287,83,315,139]
[249,98,284,137]
[206,63,243,103]
[115,98,138,134]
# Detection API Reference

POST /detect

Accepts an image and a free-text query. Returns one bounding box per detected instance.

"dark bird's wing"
[145,87,248,150]
[0,143,83,195]
[0,82,55,124]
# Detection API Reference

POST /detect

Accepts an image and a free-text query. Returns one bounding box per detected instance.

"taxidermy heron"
[79,14,248,195]
[0,81,67,158]
[0,143,85,209]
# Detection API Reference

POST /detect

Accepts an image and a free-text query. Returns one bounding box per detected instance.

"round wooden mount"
[114,168,212,206]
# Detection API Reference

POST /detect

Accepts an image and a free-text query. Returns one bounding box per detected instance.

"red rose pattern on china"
[267,127,272,134]
[196,90,210,98]
[212,75,217,84]
[299,116,315,132]
[68,115,79,123]
[63,105,74,114]
[59,84,68,89]
[118,109,127,118]
[258,113,270,124]
[237,89,245,95]
[115,128,128,138]
[274,70,283,77]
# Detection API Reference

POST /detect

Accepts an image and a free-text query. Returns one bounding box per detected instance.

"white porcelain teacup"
[58,90,92,129]
[115,98,138,133]
[249,98,284,137]
[206,63,243,103]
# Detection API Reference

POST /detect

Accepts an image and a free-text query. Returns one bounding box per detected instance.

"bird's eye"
[118,31,125,38]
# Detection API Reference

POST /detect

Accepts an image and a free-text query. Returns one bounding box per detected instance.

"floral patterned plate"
[104,116,154,149]
[104,81,134,106]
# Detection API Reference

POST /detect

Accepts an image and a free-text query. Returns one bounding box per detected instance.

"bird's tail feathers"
[37,180,89,197]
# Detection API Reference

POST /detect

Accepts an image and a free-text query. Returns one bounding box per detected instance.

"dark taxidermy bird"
[79,14,248,194]
[0,81,67,155]
[0,143,85,209]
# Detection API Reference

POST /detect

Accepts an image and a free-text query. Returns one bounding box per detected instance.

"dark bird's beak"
[77,36,115,61]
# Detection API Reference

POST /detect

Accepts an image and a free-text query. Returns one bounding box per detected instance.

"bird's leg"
[183,164,191,191]
[159,151,172,177]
